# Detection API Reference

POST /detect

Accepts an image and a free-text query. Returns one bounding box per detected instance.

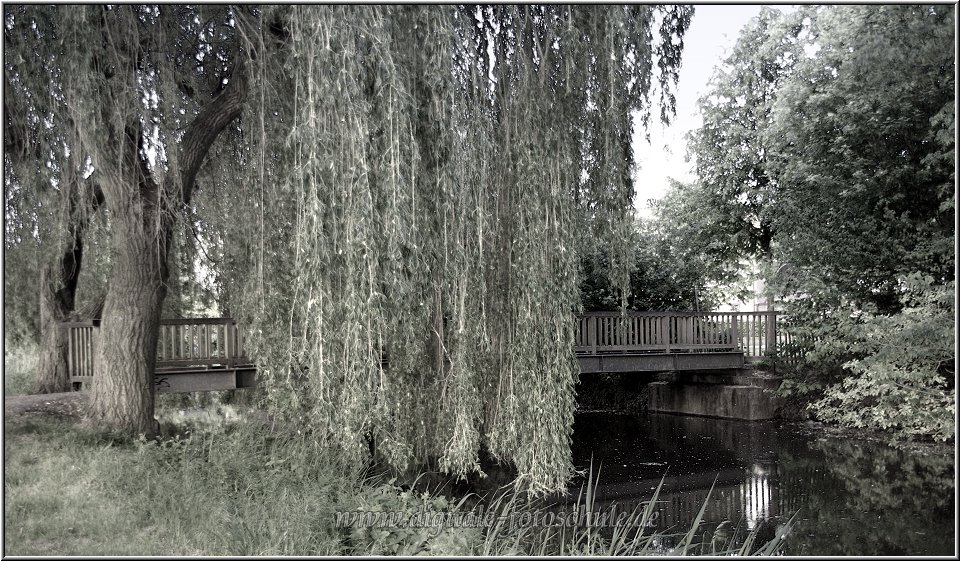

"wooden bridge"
[574,310,793,373]
[64,310,794,392]
[64,318,256,393]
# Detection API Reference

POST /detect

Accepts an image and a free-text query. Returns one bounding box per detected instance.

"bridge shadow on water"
[558,412,955,556]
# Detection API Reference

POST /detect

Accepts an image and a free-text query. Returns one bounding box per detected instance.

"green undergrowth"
[4,409,792,555]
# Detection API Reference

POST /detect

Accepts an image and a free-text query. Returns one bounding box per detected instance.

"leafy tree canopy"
[687,7,815,262]
[766,4,954,312]
[579,217,723,313]
[672,4,954,439]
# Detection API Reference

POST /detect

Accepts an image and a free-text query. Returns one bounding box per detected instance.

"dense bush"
[801,276,955,441]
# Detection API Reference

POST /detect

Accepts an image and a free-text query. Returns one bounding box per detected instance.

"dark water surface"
[565,412,955,556]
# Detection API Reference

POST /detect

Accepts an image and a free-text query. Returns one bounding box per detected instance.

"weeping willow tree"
[5,5,109,393]
[219,5,692,493]
[5,5,252,431]
[5,4,691,490]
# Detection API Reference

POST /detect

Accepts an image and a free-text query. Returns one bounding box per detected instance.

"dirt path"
[4,391,86,418]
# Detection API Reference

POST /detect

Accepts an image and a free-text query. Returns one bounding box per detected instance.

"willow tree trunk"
[37,266,78,394]
[88,216,166,435]
[86,60,247,436]
[87,133,170,435]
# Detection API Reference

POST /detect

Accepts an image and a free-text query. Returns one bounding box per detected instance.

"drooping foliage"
[5,4,252,421]
[212,5,692,492]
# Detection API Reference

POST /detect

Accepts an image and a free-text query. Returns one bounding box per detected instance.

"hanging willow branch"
[218,5,693,494]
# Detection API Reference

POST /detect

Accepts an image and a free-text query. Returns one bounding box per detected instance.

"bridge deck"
[573,310,792,373]
[577,351,745,373]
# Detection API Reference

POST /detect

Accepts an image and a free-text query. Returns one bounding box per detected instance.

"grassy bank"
[4,404,788,556]
[5,410,381,555]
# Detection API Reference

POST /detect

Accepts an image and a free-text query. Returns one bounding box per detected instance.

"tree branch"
[178,56,248,207]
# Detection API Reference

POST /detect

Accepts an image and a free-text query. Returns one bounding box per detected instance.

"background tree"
[685,6,814,308]
[765,4,954,312]
[680,4,953,315]
[768,5,955,437]
[579,215,723,312]
[668,4,954,437]
[646,178,758,304]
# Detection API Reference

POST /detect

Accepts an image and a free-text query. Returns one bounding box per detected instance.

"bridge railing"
[64,320,98,384]
[64,317,250,385]
[157,318,249,368]
[574,311,788,360]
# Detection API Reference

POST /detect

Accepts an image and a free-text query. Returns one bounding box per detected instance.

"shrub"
[808,275,955,441]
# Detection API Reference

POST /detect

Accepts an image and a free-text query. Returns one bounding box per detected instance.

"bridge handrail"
[64,311,805,385]
[157,317,239,325]
[64,317,250,382]
[578,311,781,317]
[574,310,788,359]
[157,317,246,366]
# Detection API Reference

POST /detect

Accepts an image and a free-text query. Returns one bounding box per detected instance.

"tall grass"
[4,409,794,555]
[4,340,38,395]
[474,461,795,556]
[5,412,361,555]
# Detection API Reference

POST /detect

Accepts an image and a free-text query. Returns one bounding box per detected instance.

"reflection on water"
[566,412,955,556]
[743,464,771,530]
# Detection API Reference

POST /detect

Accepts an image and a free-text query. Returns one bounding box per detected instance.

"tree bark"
[36,249,81,393]
[88,219,165,435]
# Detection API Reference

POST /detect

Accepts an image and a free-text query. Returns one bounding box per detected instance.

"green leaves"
[765,6,955,311]
[683,5,953,313]
[808,276,955,441]
[687,7,814,264]
[579,216,724,312]
[672,5,955,441]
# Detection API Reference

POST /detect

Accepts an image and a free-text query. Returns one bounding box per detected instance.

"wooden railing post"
[663,313,672,353]
[731,314,740,352]
[765,311,777,358]
[225,321,234,365]
[589,315,597,356]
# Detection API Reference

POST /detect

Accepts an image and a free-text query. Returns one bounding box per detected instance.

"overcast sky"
[632,5,771,217]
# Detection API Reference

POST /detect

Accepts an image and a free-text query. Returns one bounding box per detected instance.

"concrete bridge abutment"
[647,369,781,421]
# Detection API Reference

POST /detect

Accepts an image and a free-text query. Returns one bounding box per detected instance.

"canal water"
[565,412,955,555]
